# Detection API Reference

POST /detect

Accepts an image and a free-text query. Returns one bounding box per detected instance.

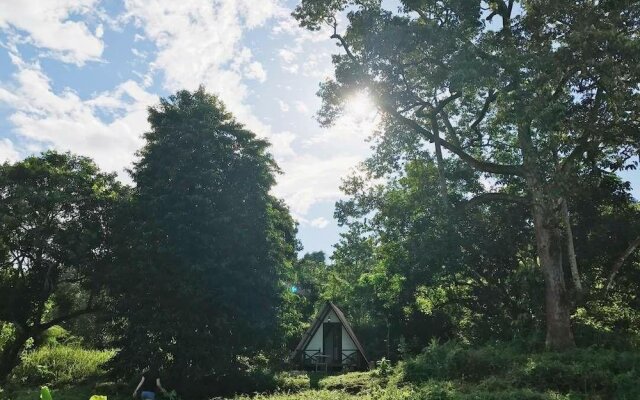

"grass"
[9,345,115,387]
[0,384,129,400]
[2,342,640,399]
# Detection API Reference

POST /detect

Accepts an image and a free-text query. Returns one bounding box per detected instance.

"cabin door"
[323,322,342,365]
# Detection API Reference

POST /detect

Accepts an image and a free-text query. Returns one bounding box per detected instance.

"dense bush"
[4,342,640,400]
[317,371,377,394]
[404,341,517,382]
[274,372,311,392]
[402,341,640,399]
[9,345,114,387]
[237,390,369,399]
[0,323,15,351]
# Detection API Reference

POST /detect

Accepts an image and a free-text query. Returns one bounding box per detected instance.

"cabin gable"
[292,302,368,370]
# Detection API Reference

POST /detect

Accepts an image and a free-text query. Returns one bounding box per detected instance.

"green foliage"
[373,358,392,378]
[5,347,640,400]
[402,341,640,398]
[0,323,15,352]
[295,0,640,350]
[274,372,311,392]
[404,341,517,382]
[2,385,130,400]
[0,151,126,381]
[318,371,377,394]
[39,386,52,400]
[236,390,371,400]
[109,88,297,398]
[36,327,72,348]
[9,345,114,387]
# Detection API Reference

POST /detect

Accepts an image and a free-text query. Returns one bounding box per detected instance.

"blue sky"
[0,1,637,257]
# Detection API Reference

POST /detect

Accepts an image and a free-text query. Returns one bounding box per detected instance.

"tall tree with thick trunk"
[294,0,640,349]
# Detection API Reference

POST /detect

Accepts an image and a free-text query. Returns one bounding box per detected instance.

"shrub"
[36,326,73,347]
[613,370,640,400]
[10,345,114,387]
[318,371,377,394]
[402,341,640,398]
[275,372,311,392]
[0,322,15,351]
[373,358,393,378]
[513,347,640,396]
[236,389,368,399]
[403,341,518,382]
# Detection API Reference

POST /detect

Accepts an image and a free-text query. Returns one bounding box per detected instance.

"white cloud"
[283,63,300,74]
[294,101,310,114]
[0,56,154,176]
[278,48,302,74]
[123,0,293,167]
[278,100,290,112]
[245,61,267,82]
[95,23,104,39]
[273,109,380,216]
[278,48,297,63]
[310,217,329,229]
[0,0,104,65]
[0,0,380,238]
[0,139,20,163]
[268,130,296,161]
[123,0,279,116]
[273,153,363,216]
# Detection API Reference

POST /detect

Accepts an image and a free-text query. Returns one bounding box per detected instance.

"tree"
[333,156,541,352]
[0,152,124,382]
[109,88,297,396]
[294,0,640,349]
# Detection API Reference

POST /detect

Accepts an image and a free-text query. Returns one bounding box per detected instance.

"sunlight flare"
[345,91,376,120]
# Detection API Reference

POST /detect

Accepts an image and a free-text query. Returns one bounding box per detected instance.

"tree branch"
[559,87,603,174]
[459,192,528,209]
[606,235,640,291]
[550,67,579,102]
[439,110,462,147]
[330,33,357,62]
[36,306,100,332]
[329,22,524,177]
[389,108,526,176]
[470,90,497,131]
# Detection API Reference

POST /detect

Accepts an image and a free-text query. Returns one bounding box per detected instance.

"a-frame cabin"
[292,302,369,370]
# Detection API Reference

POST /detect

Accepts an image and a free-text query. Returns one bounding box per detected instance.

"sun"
[346,91,376,120]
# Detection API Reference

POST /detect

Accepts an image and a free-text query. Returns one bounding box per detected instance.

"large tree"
[294,0,640,349]
[331,152,640,356]
[110,88,297,396]
[0,152,124,382]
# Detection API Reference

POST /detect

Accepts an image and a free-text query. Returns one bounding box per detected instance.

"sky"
[0,1,637,257]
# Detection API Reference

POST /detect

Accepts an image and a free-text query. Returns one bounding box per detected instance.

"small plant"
[39,386,53,400]
[374,357,393,378]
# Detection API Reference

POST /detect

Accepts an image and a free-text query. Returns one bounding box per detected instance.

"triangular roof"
[292,301,368,364]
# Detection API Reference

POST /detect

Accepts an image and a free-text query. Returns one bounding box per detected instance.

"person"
[132,367,167,399]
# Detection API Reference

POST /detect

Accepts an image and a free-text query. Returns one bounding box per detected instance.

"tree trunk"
[0,328,32,384]
[531,198,575,350]
[519,123,575,350]
[560,198,583,296]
